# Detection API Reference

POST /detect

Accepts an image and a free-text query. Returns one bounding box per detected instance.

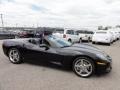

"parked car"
[15,30,34,38]
[53,28,79,43]
[0,30,15,39]
[76,30,94,42]
[92,30,113,45]
[115,31,120,40]
[2,35,112,78]
[34,30,52,38]
[108,29,120,41]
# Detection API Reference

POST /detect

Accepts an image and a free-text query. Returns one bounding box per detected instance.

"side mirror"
[39,44,49,50]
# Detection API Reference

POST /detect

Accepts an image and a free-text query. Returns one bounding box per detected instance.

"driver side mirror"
[39,44,49,50]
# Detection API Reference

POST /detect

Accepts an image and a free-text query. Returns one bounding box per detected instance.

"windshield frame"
[45,35,72,48]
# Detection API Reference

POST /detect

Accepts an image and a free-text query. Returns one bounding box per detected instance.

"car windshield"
[47,35,72,48]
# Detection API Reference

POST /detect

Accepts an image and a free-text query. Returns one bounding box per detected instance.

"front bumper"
[96,63,112,72]
[95,54,112,73]
[96,61,112,73]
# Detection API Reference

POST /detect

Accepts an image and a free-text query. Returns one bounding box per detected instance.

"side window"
[77,30,85,34]
[86,31,89,34]
[66,30,71,34]
[29,39,50,47]
[66,30,74,35]
[75,31,79,35]
[71,30,74,35]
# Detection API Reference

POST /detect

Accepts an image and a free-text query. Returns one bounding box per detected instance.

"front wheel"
[92,42,95,44]
[8,48,22,64]
[68,39,72,43]
[108,42,111,46]
[79,38,82,43]
[73,57,95,78]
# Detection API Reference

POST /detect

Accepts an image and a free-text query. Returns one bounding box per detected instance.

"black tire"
[108,43,111,46]
[8,48,22,64]
[72,57,95,78]
[68,39,72,43]
[92,42,95,44]
[79,38,82,43]
[111,41,113,44]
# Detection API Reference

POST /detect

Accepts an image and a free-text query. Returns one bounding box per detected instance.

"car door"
[23,39,62,62]
[66,30,78,42]
[42,47,62,62]
[23,43,43,60]
[74,31,79,42]
[39,39,62,62]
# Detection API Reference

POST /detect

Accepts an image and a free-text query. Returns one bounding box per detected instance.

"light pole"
[0,14,4,30]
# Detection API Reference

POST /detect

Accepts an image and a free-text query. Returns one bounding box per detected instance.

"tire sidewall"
[72,57,95,78]
[8,48,22,64]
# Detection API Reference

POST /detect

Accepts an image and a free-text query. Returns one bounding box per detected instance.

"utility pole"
[16,23,18,27]
[0,14,4,30]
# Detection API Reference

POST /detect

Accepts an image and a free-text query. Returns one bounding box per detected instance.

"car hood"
[64,43,105,54]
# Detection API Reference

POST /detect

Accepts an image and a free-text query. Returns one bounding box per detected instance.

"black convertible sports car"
[2,35,112,78]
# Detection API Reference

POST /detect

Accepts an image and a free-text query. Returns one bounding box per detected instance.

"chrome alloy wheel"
[74,58,93,77]
[9,48,20,63]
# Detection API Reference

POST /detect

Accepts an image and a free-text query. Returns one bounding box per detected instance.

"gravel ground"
[0,40,120,90]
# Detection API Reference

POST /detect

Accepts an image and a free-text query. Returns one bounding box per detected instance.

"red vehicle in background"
[16,30,34,38]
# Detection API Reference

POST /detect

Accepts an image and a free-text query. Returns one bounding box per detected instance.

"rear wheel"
[79,38,82,43]
[8,48,22,64]
[68,39,72,43]
[92,42,95,44]
[73,57,94,78]
[108,43,111,46]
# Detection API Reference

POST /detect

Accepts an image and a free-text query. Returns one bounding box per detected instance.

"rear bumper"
[81,37,89,40]
[92,39,110,43]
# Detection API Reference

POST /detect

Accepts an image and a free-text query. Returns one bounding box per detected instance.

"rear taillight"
[63,34,66,38]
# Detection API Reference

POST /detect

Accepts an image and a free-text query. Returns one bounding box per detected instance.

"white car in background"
[115,31,120,40]
[76,30,94,42]
[92,30,113,46]
[53,28,79,43]
[108,29,119,41]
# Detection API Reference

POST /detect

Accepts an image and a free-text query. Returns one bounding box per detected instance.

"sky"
[0,0,120,28]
